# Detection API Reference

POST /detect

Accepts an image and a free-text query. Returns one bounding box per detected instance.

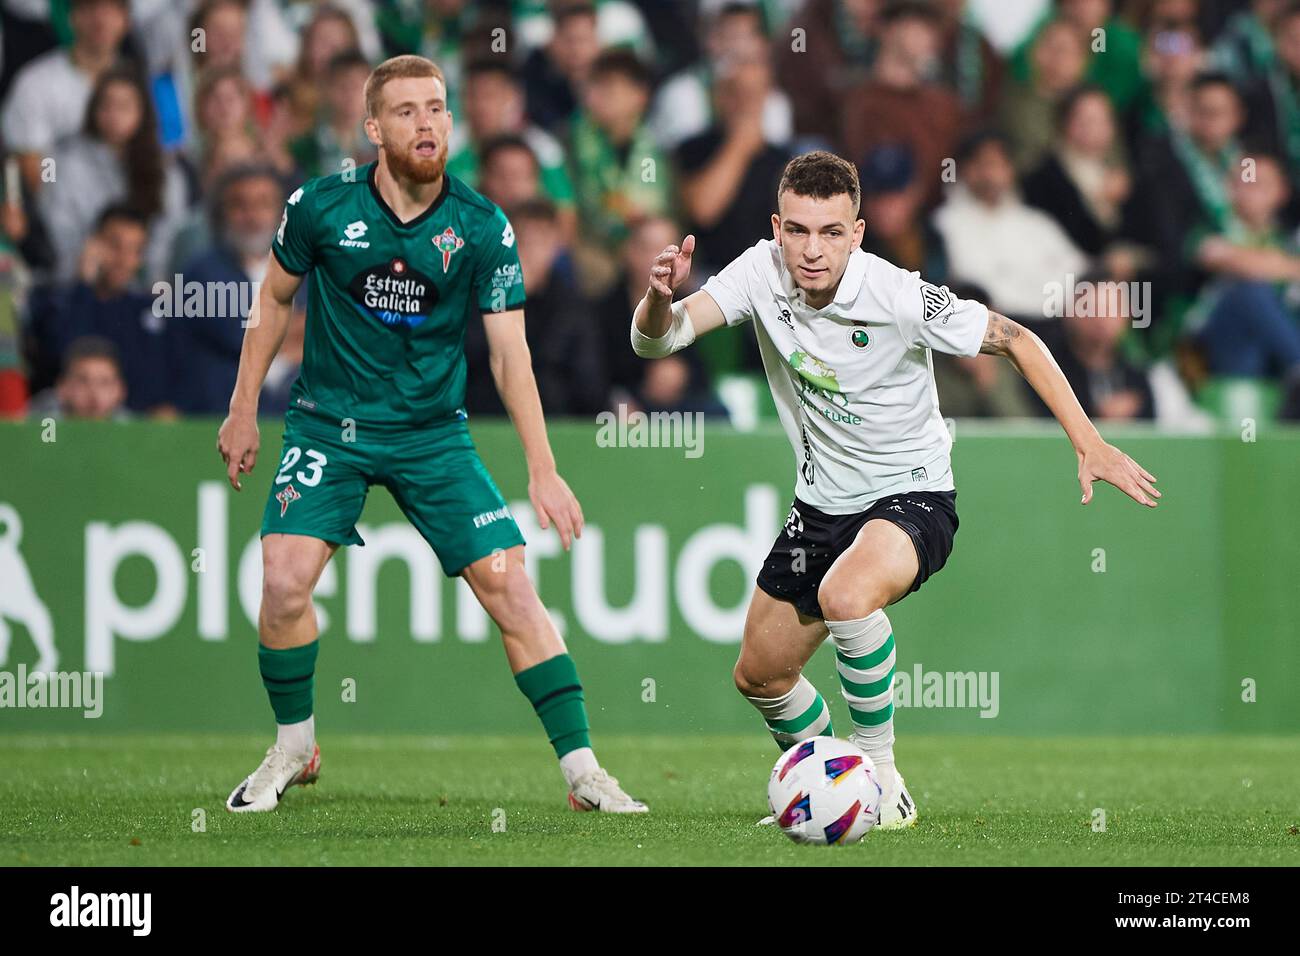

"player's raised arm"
[217,253,303,491]
[979,311,1161,508]
[631,233,727,356]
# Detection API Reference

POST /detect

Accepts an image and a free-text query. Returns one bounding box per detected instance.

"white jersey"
[701,240,989,514]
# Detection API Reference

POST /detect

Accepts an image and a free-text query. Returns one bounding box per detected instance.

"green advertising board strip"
[0,421,1296,735]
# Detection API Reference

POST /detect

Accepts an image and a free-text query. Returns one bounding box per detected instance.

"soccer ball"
[767,736,882,845]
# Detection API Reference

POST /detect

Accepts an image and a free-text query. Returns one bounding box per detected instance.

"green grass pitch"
[3,734,1297,866]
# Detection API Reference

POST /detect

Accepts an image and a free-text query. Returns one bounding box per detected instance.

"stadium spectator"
[998,17,1089,172]
[1,0,131,191]
[568,47,672,288]
[1210,0,1282,89]
[167,163,283,414]
[477,134,545,209]
[463,197,608,417]
[1250,2,1300,186]
[1128,20,1206,140]
[675,49,792,278]
[1128,73,1249,303]
[447,60,577,232]
[1009,0,1145,115]
[277,4,366,145]
[932,130,1089,321]
[25,205,169,412]
[930,281,1039,420]
[857,142,945,278]
[168,131,266,275]
[288,49,375,180]
[189,0,256,86]
[1185,154,1300,417]
[593,212,726,414]
[28,335,129,420]
[840,1,965,207]
[188,65,261,173]
[1028,276,1157,422]
[522,1,602,132]
[38,64,190,284]
[1022,84,1133,259]
[649,1,793,152]
[933,0,1005,121]
[774,0,880,145]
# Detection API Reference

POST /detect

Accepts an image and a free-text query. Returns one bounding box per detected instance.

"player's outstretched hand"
[1078,441,1160,508]
[217,412,260,491]
[647,234,695,301]
[530,468,584,550]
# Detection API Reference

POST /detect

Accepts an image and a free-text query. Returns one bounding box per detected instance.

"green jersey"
[272,162,526,429]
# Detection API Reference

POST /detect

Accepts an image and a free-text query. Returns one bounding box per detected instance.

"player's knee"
[733,659,798,699]
[816,580,887,623]
[473,557,547,631]
[260,557,316,624]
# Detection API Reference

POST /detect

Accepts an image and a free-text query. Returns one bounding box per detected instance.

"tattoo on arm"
[980,311,1023,356]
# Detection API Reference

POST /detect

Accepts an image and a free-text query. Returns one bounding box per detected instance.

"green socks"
[259,640,319,724]
[514,653,592,758]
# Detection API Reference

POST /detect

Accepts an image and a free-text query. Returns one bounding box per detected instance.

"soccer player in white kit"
[630,152,1160,830]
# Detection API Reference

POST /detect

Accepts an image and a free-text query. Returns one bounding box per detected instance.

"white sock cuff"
[825,609,891,658]
[745,675,816,719]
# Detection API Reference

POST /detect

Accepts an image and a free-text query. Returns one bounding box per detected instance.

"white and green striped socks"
[746,675,834,750]
[828,610,897,794]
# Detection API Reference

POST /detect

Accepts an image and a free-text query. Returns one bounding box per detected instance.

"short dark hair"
[955,128,1012,163]
[479,133,539,171]
[589,47,652,89]
[209,162,287,232]
[1055,83,1110,131]
[508,196,559,226]
[553,2,597,29]
[95,203,149,233]
[61,336,123,377]
[327,48,371,79]
[778,151,861,211]
[464,58,520,87]
[1190,70,1240,97]
[714,2,767,35]
[879,0,941,28]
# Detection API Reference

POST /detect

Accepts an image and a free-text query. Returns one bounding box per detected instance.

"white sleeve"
[2,69,50,152]
[699,246,758,328]
[892,274,989,357]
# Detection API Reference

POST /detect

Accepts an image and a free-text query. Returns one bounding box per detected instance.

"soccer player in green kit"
[217,55,646,814]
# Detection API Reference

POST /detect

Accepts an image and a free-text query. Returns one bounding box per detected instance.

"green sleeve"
[473,206,526,314]
[272,180,317,276]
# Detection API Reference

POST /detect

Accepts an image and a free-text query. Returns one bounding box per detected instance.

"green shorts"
[260,408,525,575]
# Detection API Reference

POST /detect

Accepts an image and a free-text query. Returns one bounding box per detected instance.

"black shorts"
[756,491,959,620]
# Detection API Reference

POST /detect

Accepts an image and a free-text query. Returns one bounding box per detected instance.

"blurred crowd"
[1,0,1299,428]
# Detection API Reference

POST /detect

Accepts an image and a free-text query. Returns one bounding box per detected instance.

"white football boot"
[876,771,918,830]
[567,768,649,813]
[226,743,321,813]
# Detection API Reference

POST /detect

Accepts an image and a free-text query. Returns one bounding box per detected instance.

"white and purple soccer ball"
[767,736,882,846]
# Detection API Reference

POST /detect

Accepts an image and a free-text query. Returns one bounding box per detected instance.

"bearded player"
[218,55,646,814]
[631,151,1158,829]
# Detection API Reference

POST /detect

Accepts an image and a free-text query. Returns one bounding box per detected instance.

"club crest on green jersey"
[433,227,465,272]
